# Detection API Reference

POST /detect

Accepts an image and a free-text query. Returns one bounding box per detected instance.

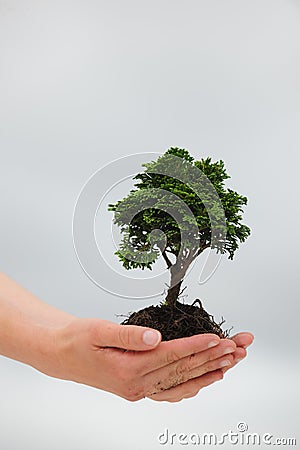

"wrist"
[0,272,77,378]
[39,318,79,381]
[0,310,75,380]
[29,318,78,379]
[26,323,60,376]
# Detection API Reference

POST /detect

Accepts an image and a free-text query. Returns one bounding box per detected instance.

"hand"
[145,331,254,402]
[48,318,252,402]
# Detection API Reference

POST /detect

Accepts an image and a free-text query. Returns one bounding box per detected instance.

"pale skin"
[0,272,254,402]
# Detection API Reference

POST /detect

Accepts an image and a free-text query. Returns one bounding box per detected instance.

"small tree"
[109,147,250,303]
[109,148,250,338]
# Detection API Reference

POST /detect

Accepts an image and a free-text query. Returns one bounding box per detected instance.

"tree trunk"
[165,263,186,307]
[165,256,193,307]
[165,279,183,307]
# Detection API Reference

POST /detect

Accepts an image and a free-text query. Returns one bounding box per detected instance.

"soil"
[121,299,230,341]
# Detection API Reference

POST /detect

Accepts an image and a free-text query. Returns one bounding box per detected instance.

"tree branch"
[161,250,173,269]
[194,243,210,259]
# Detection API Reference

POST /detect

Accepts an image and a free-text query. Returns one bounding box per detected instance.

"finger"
[134,333,224,373]
[90,319,162,351]
[187,353,234,380]
[230,332,254,349]
[147,353,234,394]
[221,348,247,374]
[147,370,223,402]
[143,339,236,388]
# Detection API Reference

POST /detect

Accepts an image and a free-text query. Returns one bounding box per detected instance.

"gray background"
[0,0,299,449]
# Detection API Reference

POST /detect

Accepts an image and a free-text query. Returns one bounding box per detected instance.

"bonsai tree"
[108,147,251,340]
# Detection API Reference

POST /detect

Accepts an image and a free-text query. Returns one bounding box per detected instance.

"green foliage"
[108,147,251,273]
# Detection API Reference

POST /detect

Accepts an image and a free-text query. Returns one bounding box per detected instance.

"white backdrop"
[0,1,299,448]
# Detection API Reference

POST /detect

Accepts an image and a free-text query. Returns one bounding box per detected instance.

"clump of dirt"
[121,299,230,341]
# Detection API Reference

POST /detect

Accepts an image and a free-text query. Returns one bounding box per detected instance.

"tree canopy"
[108,147,251,275]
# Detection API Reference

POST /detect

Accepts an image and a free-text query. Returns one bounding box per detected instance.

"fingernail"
[143,329,161,346]
[208,340,219,348]
[223,347,235,355]
[236,357,244,363]
[219,359,231,368]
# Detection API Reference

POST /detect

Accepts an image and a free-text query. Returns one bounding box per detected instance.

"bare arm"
[0,272,74,373]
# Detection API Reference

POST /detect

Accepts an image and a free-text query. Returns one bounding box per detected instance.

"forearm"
[0,272,75,372]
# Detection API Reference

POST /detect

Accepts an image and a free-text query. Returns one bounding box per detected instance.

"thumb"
[93,320,162,351]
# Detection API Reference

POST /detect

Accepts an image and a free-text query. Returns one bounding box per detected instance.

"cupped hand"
[145,331,254,402]
[48,318,253,402]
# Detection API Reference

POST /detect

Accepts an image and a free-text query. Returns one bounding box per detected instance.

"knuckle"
[118,326,131,348]
[207,348,218,362]
[166,349,181,365]
[200,364,211,375]
[175,360,190,379]
[203,359,216,373]
[187,353,197,369]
